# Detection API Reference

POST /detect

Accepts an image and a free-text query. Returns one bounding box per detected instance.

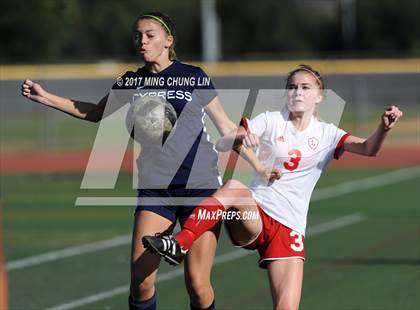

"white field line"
[7,166,419,272]
[46,212,366,310]
[6,235,131,271]
[311,166,420,202]
[306,213,366,235]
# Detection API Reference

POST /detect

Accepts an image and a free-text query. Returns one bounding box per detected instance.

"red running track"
[1,145,419,174]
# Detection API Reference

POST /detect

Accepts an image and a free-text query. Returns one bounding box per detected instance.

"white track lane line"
[46,212,366,310]
[311,166,420,201]
[6,235,131,271]
[7,166,419,272]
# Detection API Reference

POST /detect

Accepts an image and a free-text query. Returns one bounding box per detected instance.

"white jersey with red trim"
[248,110,349,236]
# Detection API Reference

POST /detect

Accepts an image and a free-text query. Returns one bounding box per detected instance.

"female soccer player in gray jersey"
[143,64,403,310]
[21,12,238,310]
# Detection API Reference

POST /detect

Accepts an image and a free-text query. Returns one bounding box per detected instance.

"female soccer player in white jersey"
[21,12,239,310]
[143,64,403,309]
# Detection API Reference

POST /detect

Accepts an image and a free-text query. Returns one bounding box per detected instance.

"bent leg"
[218,180,262,246]
[177,179,262,249]
[266,259,304,310]
[130,211,174,304]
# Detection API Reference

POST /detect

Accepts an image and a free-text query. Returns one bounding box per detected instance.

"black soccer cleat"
[142,234,187,266]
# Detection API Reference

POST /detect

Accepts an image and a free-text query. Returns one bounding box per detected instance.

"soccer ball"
[126,96,177,145]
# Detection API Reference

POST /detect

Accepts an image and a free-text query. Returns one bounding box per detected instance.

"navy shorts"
[136,188,217,223]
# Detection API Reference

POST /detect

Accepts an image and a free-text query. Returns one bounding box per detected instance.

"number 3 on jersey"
[290,231,304,252]
[283,149,302,171]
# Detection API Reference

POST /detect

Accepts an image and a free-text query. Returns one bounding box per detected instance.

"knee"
[188,279,211,300]
[130,273,155,299]
[224,179,246,190]
[186,274,212,303]
[216,179,247,200]
[216,179,250,206]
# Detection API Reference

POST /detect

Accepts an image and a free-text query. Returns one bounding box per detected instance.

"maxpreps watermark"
[197,209,260,221]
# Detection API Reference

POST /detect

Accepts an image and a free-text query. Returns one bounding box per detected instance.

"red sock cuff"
[175,229,195,251]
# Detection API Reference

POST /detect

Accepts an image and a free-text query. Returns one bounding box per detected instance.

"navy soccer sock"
[128,294,156,310]
[190,300,215,310]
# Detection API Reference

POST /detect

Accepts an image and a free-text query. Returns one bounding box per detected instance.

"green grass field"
[2,167,419,310]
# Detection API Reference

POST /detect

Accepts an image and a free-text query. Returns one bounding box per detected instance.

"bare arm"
[206,101,281,182]
[343,105,403,156]
[21,79,107,123]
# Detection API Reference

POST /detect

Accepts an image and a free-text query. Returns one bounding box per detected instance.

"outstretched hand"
[382,105,403,131]
[21,79,48,104]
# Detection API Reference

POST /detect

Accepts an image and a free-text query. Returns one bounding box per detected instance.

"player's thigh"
[131,210,174,280]
[215,179,263,245]
[266,259,304,310]
[224,203,262,246]
[182,220,221,284]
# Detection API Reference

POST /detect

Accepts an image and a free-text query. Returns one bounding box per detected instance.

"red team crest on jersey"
[308,137,319,150]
